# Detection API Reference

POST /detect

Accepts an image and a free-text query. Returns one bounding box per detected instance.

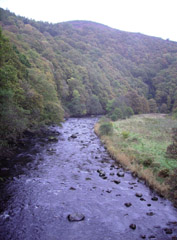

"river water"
[0,117,177,240]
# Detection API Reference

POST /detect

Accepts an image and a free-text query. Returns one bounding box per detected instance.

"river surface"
[0,117,177,240]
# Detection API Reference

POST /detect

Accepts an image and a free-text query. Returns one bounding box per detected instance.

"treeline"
[0,8,177,144]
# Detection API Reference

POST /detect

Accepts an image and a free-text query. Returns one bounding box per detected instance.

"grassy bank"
[95,114,177,205]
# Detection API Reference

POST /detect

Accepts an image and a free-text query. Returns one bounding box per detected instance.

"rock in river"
[129,224,136,230]
[117,172,124,177]
[135,193,143,198]
[67,213,85,222]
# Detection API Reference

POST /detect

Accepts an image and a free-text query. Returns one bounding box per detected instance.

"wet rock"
[146,212,155,216]
[149,235,156,239]
[135,193,143,198]
[106,190,112,193]
[117,172,124,177]
[147,204,151,207]
[102,176,107,180]
[164,228,173,234]
[140,235,146,239]
[97,169,105,176]
[97,169,107,179]
[85,177,91,181]
[140,198,146,201]
[124,202,132,207]
[69,187,76,190]
[113,180,121,184]
[151,196,158,201]
[129,182,136,185]
[71,134,77,139]
[67,213,85,222]
[110,172,115,176]
[132,172,138,178]
[129,224,136,230]
[48,136,58,142]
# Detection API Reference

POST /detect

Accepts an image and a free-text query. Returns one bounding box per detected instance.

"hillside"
[0,8,177,144]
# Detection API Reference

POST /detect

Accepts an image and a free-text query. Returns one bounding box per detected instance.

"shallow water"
[0,117,177,240]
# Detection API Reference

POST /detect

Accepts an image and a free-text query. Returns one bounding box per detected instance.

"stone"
[67,213,85,222]
[164,228,173,234]
[113,180,121,184]
[106,190,112,193]
[129,224,136,230]
[110,172,115,176]
[140,198,146,201]
[102,176,107,180]
[70,134,77,139]
[117,172,124,177]
[69,187,76,190]
[147,204,151,207]
[140,235,146,239]
[48,136,58,142]
[146,212,154,216]
[149,235,156,239]
[124,202,132,207]
[151,196,158,201]
[85,177,91,181]
[135,193,142,198]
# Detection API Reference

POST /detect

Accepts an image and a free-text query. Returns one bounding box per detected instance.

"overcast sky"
[1,0,177,42]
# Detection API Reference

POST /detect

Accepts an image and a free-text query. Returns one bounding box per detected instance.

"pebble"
[146,212,155,216]
[67,213,85,222]
[135,193,143,198]
[164,228,173,234]
[113,180,121,184]
[129,224,136,230]
[151,196,158,201]
[124,202,132,207]
[117,172,125,177]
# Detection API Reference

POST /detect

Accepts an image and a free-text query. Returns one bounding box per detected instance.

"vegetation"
[0,7,177,145]
[95,114,177,205]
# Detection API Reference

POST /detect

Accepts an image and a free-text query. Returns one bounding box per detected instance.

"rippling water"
[0,117,177,240]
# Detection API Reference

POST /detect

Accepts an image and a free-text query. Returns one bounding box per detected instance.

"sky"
[0,0,177,42]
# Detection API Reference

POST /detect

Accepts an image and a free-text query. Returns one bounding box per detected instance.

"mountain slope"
[0,8,177,142]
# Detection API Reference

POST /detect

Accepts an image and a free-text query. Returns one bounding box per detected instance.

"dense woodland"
[0,8,177,145]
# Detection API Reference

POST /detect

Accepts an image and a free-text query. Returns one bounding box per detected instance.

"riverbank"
[94,114,177,206]
[0,126,61,181]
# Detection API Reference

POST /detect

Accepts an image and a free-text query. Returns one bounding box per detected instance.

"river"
[0,117,177,240]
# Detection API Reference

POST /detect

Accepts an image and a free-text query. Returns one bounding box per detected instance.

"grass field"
[95,114,177,204]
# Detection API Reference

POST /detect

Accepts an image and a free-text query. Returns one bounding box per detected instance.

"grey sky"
[1,0,177,41]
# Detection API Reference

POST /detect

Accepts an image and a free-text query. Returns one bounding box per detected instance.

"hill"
[0,8,177,143]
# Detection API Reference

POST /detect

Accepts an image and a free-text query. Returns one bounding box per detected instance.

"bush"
[158,168,170,178]
[121,131,129,139]
[99,122,113,136]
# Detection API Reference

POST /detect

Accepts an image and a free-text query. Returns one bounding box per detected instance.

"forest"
[0,8,177,146]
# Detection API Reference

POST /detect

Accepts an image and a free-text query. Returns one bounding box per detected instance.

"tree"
[149,99,158,113]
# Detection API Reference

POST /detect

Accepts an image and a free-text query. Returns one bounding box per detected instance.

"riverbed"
[0,117,177,240]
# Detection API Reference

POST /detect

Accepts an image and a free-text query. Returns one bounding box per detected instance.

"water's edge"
[0,117,177,240]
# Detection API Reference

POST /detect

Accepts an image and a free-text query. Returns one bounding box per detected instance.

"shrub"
[99,122,113,136]
[122,131,130,139]
[158,168,170,178]
[143,158,153,167]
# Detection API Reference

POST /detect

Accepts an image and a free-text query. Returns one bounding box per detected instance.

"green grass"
[112,114,177,171]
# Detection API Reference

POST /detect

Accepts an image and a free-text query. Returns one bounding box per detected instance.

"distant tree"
[124,106,134,118]
[160,103,168,113]
[125,90,142,114]
[149,99,158,113]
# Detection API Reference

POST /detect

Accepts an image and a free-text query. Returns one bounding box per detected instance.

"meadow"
[95,114,177,204]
